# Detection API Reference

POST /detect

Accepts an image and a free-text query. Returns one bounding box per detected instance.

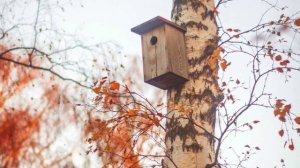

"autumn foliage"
[272,99,300,151]
[0,45,40,166]
[85,78,165,167]
[0,45,81,167]
[0,45,39,109]
[0,110,41,167]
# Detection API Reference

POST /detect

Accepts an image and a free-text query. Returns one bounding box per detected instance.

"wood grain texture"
[141,25,168,81]
[165,25,188,79]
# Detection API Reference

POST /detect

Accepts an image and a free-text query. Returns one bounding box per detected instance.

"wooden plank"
[165,25,188,79]
[142,34,156,81]
[141,25,168,81]
[155,25,169,78]
[131,16,186,35]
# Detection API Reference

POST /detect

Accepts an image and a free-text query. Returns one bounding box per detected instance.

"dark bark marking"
[184,88,214,105]
[173,0,215,22]
[187,44,215,67]
[190,0,203,12]
[205,105,217,125]
[201,6,215,20]
[173,85,184,104]
[189,64,212,80]
[166,114,203,152]
[182,21,208,31]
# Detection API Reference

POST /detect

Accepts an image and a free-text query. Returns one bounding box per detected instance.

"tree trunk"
[164,1,223,167]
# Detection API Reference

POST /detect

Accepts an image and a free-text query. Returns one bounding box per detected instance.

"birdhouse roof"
[131,16,186,35]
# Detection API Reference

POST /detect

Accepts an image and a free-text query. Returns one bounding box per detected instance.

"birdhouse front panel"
[141,25,169,82]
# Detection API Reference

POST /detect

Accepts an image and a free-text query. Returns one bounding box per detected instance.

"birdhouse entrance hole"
[150,36,157,45]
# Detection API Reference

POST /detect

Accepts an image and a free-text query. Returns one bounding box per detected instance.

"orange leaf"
[110,81,120,91]
[93,86,101,94]
[275,99,284,108]
[153,117,160,126]
[92,132,101,140]
[294,18,300,26]
[276,67,283,73]
[208,47,223,70]
[279,116,286,122]
[208,57,218,70]
[282,104,291,114]
[279,111,286,118]
[294,117,300,125]
[220,60,227,71]
[279,129,284,137]
[104,95,114,106]
[280,60,290,66]
[274,108,281,116]
[141,113,149,119]
[102,88,108,94]
[275,55,282,61]
[128,110,137,117]
[220,60,230,71]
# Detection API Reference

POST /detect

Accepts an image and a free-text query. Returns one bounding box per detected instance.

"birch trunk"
[164,1,223,167]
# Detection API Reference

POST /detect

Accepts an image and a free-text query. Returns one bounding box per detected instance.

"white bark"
[165,1,222,168]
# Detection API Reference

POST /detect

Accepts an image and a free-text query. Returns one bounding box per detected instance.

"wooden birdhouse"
[131,16,188,90]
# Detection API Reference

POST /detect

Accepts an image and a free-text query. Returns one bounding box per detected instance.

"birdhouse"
[131,16,188,90]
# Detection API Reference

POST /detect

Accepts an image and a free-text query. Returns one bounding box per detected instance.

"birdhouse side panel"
[165,25,188,79]
[141,25,169,82]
